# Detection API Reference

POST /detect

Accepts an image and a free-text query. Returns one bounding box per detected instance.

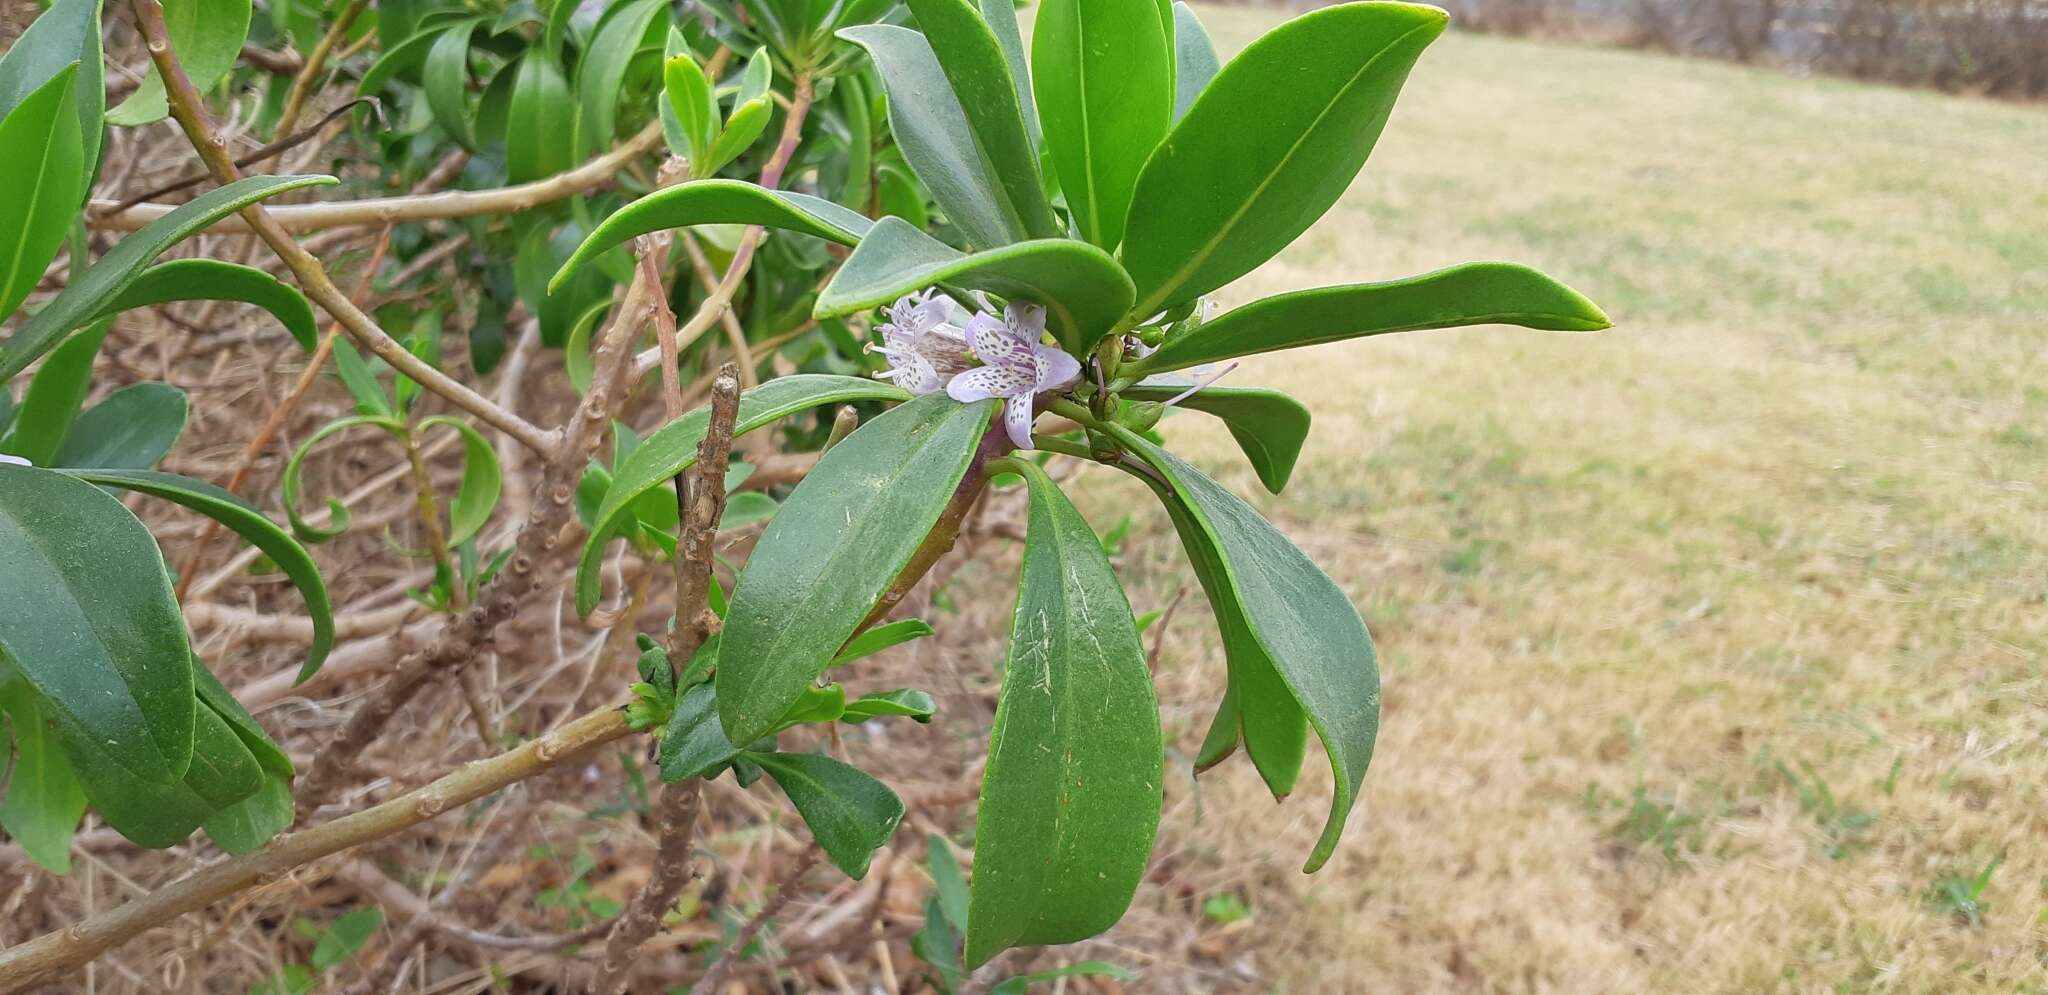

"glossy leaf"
[64,469,336,684]
[92,259,320,350]
[506,51,577,183]
[716,393,992,743]
[8,320,110,467]
[778,683,848,729]
[0,678,86,873]
[840,689,937,723]
[194,662,293,780]
[51,383,188,471]
[1170,2,1219,121]
[423,20,482,146]
[976,0,1037,146]
[0,66,84,320]
[0,175,337,383]
[814,217,1134,356]
[749,751,905,878]
[1122,383,1310,493]
[60,693,261,848]
[107,0,251,126]
[575,375,911,615]
[579,0,665,151]
[550,180,875,291]
[659,684,741,782]
[1031,0,1170,248]
[1135,262,1610,376]
[1114,426,1377,872]
[0,0,105,174]
[330,338,392,416]
[1121,2,1447,316]
[418,417,502,546]
[840,24,1025,249]
[905,0,1057,238]
[663,47,716,164]
[282,415,407,542]
[203,772,292,854]
[356,24,451,95]
[965,459,1161,967]
[0,465,193,785]
[830,618,934,665]
[717,490,779,529]
[703,95,770,174]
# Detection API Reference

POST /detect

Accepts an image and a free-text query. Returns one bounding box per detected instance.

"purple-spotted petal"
[947,364,1033,404]
[1002,396,1036,451]
[967,313,1035,371]
[1033,346,1082,391]
[1005,303,1047,342]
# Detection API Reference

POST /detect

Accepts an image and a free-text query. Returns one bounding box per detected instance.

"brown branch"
[102,98,372,213]
[0,708,632,993]
[273,0,368,139]
[89,122,663,234]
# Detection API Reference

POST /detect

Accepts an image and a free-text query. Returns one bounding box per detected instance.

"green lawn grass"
[1091,8,2048,991]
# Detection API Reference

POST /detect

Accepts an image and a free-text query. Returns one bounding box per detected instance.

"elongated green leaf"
[830,618,934,666]
[975,0,1037,147]
[59,692,261,848]
[815,217,1134,356]
[905,0,1057,239]
[424,20,481,146]
[507,49,580,182]
[1121,2,1447,316]
[0,465,192,785]
[1170,2,1219,121]
[551,180,875,291]
[0,678,87,873]
[703,95,771,174]
[51,382,188,471]
[840,689,937,723]
[108,0,252,126]
[203,772,292,854]
[1123,383,1310,493]
[749,751,905,878]
[193,662,293,780]
[417,417,502,546]
[1113,426,1376,872]
[92,259,320,350]
[0,175,337,383]
[0,0,105,174]
[716,393,993,742]
[575,375,911,614]
[0,66,83,321]
[663,46,716,165]
[579,0,665,152]
[0,392,14,440]
[840,24,1025,249]
[990,962,1138,995]
[281,415,407,542]
[928,833,970,929]
[8,320,110,467]
[659,683,741,782]
[1031,0,1170,249]
[62,468,335,684]
[357,23,457,96]
[965,459,1160,967]
[1135,262,1610,376]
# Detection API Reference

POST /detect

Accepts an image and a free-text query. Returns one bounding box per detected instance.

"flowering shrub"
[0,0,1605,987]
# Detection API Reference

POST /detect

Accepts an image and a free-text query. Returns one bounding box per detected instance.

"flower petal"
[947,364,1032,403]
[967,313,1034,371]
[1003,396,1035,451]
[1005,303,1048,341]
[1034,346,1082,391]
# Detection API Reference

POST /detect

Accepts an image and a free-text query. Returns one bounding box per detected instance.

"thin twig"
[273,0,368,138]
[690,850,824,995]
[101,98,373,213]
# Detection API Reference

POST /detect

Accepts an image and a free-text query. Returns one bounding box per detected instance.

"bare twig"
[691,849,824,995]
[273,0,368,138]
[0,708,632,992]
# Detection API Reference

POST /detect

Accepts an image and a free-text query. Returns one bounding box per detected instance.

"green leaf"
[839,24,1026,249]
[717,490,778,529]
[1113,426,1376,872]
[1170,2,1219,121]
[1135,262,1610,376]
[8,319,110,467]
[965,459,1161,967]
[1121,2,1447,316]
[193,661,293,780]
[0,175,337,383]
[927,833,969,929]
[663,47,717,164]
[516,221,609,347]
[202,771,292,854]
[715,393,993,743]
[417,417,502,546]
[749,751,905,878]
[551,180,875,291]
[903,0,1057,239]
[974,0,1037,147]
[0,65,84,321]
[91,259,321,350]
[0,0,106,175]
[575,375,911,615]
[814,217,1134,357]
[1122,383,1309,493]
[840,688,937,723]
[778,683,847,728]
[310,908,383,971]
[45,384,187,476]
[579,0,665,152]
[990,962,1138,995]
[107,0,251,126]
[703,95,771,174]
[356,24,451,96]
[1030,0,1170,249]
[60,691,261,848]
[0,678,86,873]
[281,415,406,542]
[659,683,740,782]
[0,465,193,784]
[505,51,578,183]
[830,618,934,666]
[423,20,482,146]
[62,468,336,684]
[329,339,392,417]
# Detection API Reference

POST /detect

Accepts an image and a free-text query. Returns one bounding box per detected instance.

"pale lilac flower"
[869,291,973,394]
[0,454,29,468]
[946,303,1081,451]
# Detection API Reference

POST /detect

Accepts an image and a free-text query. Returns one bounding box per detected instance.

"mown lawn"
[1078,6,2047,991]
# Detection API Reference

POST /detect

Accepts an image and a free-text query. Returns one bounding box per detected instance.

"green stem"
[1026,435,1095,461]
